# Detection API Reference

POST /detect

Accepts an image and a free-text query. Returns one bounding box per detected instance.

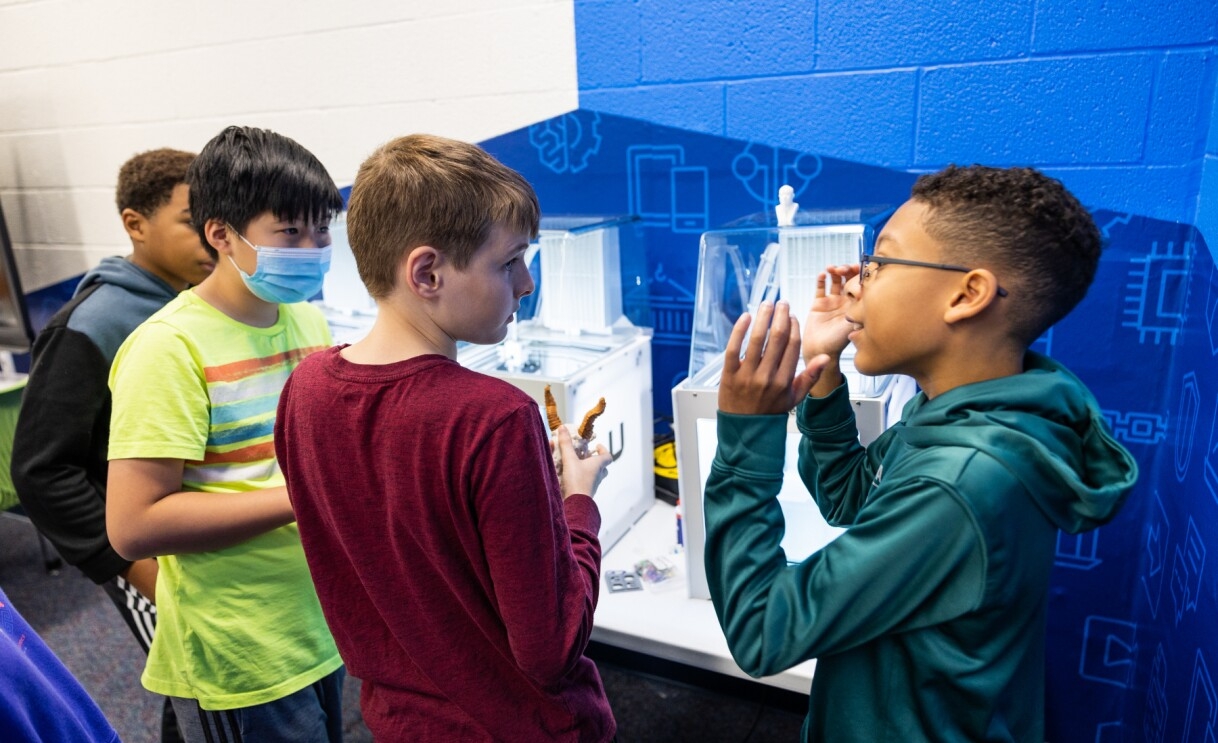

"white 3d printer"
[318,214,655,552]
[672,192,917,599]
[457,216,655,552]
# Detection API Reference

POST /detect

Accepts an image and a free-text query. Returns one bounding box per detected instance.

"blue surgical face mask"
[229,233,331,304]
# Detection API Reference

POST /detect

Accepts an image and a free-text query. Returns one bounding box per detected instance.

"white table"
[592,501,815,695]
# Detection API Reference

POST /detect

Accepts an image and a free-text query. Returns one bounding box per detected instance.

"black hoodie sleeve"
[11,323,131,584]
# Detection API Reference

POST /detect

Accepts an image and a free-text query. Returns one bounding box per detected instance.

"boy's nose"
[307,231,332,249]
[845,274,862,301]
[516,264,535,297]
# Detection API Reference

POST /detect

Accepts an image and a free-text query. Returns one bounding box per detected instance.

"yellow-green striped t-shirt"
[108,289,342,710]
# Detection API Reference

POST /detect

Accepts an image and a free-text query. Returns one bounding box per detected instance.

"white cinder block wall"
[0,0,578,291]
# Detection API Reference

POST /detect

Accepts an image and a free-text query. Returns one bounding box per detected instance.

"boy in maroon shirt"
[275,134,616,742]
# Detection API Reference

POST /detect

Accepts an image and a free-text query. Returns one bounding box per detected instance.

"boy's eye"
[282,227,299,235]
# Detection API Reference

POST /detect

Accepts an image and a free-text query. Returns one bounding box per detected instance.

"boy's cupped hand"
[555,425,611,499]
[802,265,859,364]
[719,301,830,416]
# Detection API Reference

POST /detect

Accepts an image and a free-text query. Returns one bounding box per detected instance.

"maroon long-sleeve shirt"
[276,348,615,742]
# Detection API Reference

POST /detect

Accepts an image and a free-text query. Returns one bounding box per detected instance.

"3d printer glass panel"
[519,214,638,334]
[687,209,894,393]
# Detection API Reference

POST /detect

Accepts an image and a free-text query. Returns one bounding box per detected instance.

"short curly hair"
[115,148,195,216]
[911,165,1102,345]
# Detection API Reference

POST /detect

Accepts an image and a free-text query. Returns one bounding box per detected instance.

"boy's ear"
[944,269,1003,324]
[403,246,443,298]
[120,208,148,242]
[203,219,236,255]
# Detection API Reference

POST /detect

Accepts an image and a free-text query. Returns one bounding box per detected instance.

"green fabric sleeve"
[795,383,877,526]
[703,410,986,678]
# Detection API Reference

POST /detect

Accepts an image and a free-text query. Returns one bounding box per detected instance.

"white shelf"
[592,502,815,695]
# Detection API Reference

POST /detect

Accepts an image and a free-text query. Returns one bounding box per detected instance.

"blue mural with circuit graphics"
[481,109,1218,743]
[483,111,917,417]
[20,108,1207,743]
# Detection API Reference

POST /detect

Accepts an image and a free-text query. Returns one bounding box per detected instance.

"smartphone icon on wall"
[628,146,683,226]
[670,166,709,233]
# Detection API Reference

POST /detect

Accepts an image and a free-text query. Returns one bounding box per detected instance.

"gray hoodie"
[11,257,181,582]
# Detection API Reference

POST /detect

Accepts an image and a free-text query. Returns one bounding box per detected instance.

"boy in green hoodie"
[703,165,1138,743]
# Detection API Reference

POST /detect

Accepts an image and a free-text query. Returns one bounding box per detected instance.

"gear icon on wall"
[528,110,603,174]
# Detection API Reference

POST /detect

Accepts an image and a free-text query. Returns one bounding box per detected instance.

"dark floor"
[0,515,806,742]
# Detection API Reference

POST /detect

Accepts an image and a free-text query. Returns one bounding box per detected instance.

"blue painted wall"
[569,2,1218,738]
[1200,81,1218,249]
[483,110,1218,742]
[484,111,916,418]
[575,0,1218,233]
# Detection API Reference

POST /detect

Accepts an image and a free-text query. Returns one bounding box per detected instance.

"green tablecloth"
[0,378,27,511]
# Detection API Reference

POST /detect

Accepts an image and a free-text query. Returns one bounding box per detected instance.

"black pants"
[101,575,184,743]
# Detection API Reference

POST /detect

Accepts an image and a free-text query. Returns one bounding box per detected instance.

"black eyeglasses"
[859,254,1009,298]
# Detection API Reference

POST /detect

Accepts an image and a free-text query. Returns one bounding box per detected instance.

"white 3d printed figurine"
[775,184,799,227]
[745,184,799,315]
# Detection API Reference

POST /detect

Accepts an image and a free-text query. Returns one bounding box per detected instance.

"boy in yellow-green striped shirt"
[107,126,345,743]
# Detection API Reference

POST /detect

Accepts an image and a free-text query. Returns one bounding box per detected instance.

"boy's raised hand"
[802,265,859,366]
[555,425,611,499]
[719,301,830,416]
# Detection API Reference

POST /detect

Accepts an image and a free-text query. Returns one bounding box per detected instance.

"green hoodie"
[703,352,1137,743]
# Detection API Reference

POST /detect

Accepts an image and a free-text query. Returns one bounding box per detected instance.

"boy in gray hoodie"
[11,147,212,743]
[704,165,1138,742]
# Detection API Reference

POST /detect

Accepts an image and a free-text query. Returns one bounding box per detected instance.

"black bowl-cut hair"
[188,126,343,257]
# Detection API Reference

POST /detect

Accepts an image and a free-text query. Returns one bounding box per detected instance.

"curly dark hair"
[115,148,195,216]
[911,165,1102,345]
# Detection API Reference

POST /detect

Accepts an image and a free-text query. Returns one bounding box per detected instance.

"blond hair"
[347,134,540,299]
